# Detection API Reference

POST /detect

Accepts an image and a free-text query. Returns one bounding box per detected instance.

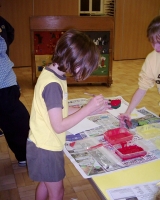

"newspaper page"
[106,180,160,200]
[64,96,160,178]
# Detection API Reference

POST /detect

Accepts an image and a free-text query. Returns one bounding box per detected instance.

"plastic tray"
[104,128,133,145]
[114,144,147,160]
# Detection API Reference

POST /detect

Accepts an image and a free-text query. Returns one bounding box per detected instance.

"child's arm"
[119,88,147,126]
[89,99,111,115]
[48,94,106,133]
[124,88,147,116]
[68,99,111,116]
[68,106,81,115]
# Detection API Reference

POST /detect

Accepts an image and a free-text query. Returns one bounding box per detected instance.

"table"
[90,159,160,199]
[66,97,160,199]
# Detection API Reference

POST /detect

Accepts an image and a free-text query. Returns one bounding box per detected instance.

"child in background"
[0,36,29,166]
[119,15,160,124]
[155,182,160,200]
[27,29,110,200]
[0,16,14,56]
[0,16,15,136]
[155,192,160,200]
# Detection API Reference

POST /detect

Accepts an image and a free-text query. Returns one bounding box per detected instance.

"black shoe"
[18,161,27,167]
[0,129,4,136]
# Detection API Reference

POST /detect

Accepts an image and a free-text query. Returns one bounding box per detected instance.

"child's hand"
[85,94,109,114]
[118,113,131,128]
[89,99,112,115]
[104,99,112,110]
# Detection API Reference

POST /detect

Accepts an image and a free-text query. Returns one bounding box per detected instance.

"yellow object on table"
[92,160,160,200]
[136,123,160,139]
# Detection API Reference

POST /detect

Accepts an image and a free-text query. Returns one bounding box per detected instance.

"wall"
[0,0,78,67]
[34,0,78,16]
[0,0,160,65]
[0,0,33,66]
[114,0,160,60]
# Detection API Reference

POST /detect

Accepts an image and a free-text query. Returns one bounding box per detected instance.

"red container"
[115,144,147,160]
[104,128,133,145]
[110,99,121,109]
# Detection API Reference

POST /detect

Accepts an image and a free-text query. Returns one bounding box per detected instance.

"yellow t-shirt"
[138,50,160,93]
[29,68,68,151]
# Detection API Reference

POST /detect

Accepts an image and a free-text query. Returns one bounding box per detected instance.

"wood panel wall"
[34,0,78,16]
[0,0,78,67]
[114,0,160,60]
[0,0,33,66]
[0,0,160,65]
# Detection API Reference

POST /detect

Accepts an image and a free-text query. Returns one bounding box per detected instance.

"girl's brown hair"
[52,29,100,81]
[147,15,160,43]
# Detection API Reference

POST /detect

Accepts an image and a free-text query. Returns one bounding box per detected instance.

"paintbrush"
[84,92,95,97]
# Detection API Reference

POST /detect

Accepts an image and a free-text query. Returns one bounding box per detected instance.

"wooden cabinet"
[30,16,114,86]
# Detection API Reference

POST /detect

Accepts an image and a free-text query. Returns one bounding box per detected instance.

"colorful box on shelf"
[104,128,133,145]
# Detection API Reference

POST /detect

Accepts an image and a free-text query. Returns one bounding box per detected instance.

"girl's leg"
[45,180,64,200]
[36,182,48,200]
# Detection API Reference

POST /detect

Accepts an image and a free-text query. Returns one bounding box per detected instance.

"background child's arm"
[125,88,146,115]
[118,88,147,126]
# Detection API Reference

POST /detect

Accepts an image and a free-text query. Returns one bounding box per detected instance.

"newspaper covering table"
[64,96,160,179]
[106,180,160,200]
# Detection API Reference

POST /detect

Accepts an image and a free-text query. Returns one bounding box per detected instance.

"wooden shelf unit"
[30,16,114,86]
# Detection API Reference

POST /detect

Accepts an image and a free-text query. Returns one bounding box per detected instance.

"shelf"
[30,16,114,86]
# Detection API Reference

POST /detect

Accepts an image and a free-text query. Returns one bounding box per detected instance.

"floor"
[0,59,159,200]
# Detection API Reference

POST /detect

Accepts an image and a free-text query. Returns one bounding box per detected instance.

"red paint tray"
[114,143,147,160]
[104,128,133,145]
